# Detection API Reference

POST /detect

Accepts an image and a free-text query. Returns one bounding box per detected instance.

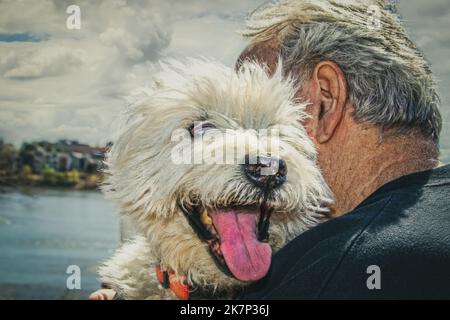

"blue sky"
[0,0,449,162]
[0,33,48,42]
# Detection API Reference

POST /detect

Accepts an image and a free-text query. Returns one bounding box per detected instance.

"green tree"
[0,141,17,173]
[21,164,32,177]
[55,172,66,186]
[66,169,80,185]
[42,165,56,185]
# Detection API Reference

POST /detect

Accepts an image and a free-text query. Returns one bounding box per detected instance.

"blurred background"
[0,0,449,299]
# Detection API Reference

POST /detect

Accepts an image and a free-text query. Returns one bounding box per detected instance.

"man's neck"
[322,126,440,217]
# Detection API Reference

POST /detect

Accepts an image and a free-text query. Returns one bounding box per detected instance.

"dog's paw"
[88,289,117,300]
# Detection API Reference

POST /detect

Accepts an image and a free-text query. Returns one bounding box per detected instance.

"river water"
[0,189,120,299]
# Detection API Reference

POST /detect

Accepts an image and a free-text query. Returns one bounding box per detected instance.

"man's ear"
[309,61,347,144]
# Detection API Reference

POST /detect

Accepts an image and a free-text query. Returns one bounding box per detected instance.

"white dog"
[91,59,331,300]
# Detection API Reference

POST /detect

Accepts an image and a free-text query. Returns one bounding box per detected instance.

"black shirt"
[242,165,450,299]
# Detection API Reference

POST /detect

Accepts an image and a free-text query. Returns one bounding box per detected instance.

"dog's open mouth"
[179,200,274,282]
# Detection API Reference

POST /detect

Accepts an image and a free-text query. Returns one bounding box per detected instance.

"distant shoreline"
[0,171,103,193]
[0,182,102,194]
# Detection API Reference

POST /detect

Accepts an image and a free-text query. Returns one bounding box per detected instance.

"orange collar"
[155,265,190,300]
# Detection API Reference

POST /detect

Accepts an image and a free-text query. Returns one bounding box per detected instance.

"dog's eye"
[189,121,215,137]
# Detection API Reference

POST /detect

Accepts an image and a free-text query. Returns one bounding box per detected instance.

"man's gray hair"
[243,0,442,143]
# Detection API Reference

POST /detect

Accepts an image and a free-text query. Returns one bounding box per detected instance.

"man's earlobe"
[313,61,347,144]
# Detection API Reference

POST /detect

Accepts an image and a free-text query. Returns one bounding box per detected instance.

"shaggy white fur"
[97,58,332,299]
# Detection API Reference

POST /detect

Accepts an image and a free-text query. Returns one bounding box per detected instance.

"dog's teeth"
[200,207,213,225]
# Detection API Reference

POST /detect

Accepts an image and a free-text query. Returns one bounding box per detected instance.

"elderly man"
[237,0,450,299]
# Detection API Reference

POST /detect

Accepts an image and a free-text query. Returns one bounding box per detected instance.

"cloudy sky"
[0,0,449,161]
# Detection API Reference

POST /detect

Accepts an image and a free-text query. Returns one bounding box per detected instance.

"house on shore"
[18,140,109,174]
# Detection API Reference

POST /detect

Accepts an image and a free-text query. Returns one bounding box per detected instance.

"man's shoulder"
[355,176,450,255]
[319,171,450,298]
[344,165,450,251]
[242,166,450,299]
[241,195,393,299]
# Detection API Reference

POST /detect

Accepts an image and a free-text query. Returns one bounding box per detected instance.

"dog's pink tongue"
[209,209,272,282]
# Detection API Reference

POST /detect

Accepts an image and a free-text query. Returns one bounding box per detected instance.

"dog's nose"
[243,155,287,189]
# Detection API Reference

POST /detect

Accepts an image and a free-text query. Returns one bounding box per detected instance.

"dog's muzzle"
[243,155,287,189]
[177,156,286,281]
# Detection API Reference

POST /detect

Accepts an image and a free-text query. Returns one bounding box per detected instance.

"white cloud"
[0,0,60,34]
[0,0,263,147]
[2,44,84,79]
[170,14,245,64]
